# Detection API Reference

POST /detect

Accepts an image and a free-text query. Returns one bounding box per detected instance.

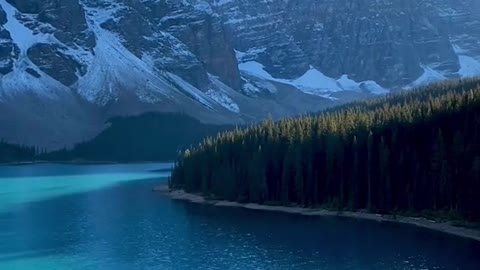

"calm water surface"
[0,163,479,270]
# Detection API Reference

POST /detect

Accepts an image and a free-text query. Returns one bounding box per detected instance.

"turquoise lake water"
[0,163,479,270]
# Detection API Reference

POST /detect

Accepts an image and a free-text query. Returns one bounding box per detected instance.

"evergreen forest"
[0,140,36,163]
[170,79,480,221]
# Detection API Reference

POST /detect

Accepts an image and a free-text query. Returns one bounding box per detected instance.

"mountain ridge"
[1,0,480,148]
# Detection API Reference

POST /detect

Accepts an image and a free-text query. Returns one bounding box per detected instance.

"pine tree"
[349,136,359,209]
[367,131,374,210]
[281,154,291,205]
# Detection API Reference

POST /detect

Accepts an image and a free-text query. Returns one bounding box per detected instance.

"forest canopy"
[170,79,480,221]
[0,140,36,163]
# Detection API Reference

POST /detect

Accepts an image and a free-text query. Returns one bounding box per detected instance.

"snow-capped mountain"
[1,0,480,148]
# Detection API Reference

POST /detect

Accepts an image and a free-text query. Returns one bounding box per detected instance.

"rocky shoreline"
[155,185,480,242]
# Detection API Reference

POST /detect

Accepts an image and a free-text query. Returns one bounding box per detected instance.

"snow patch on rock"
[242,82,261,95]
[235,48,266,62]
[452,44,480,78]
[0,0,53,54]
[407,65,447,89]
[457,55,480,78]
[238,61,388,95]
[206,89,239,113]
[0,0,68,98]
[0,66,68,99]
[208,74,240,113]
[167,73,213,109]
[74,23,173,105]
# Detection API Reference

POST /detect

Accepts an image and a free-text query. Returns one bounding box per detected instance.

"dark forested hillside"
[43,113,234,162]
[0,141,36,163]
[170,79,480,221]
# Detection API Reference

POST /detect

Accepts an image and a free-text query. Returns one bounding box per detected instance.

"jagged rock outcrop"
[28,43,86,86]
[0,6,17,75]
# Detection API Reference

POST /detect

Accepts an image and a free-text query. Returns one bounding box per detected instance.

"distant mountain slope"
[43,113,235,162]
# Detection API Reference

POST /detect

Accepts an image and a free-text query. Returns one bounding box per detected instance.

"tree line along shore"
[169,78,480,222]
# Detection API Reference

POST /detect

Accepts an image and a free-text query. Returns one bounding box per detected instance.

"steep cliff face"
[0,6,17,75]
[0,0,480,148]
[213,0,479,88]
[154,0,242,90]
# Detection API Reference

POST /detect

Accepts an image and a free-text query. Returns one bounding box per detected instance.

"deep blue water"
[0,163,479,270]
